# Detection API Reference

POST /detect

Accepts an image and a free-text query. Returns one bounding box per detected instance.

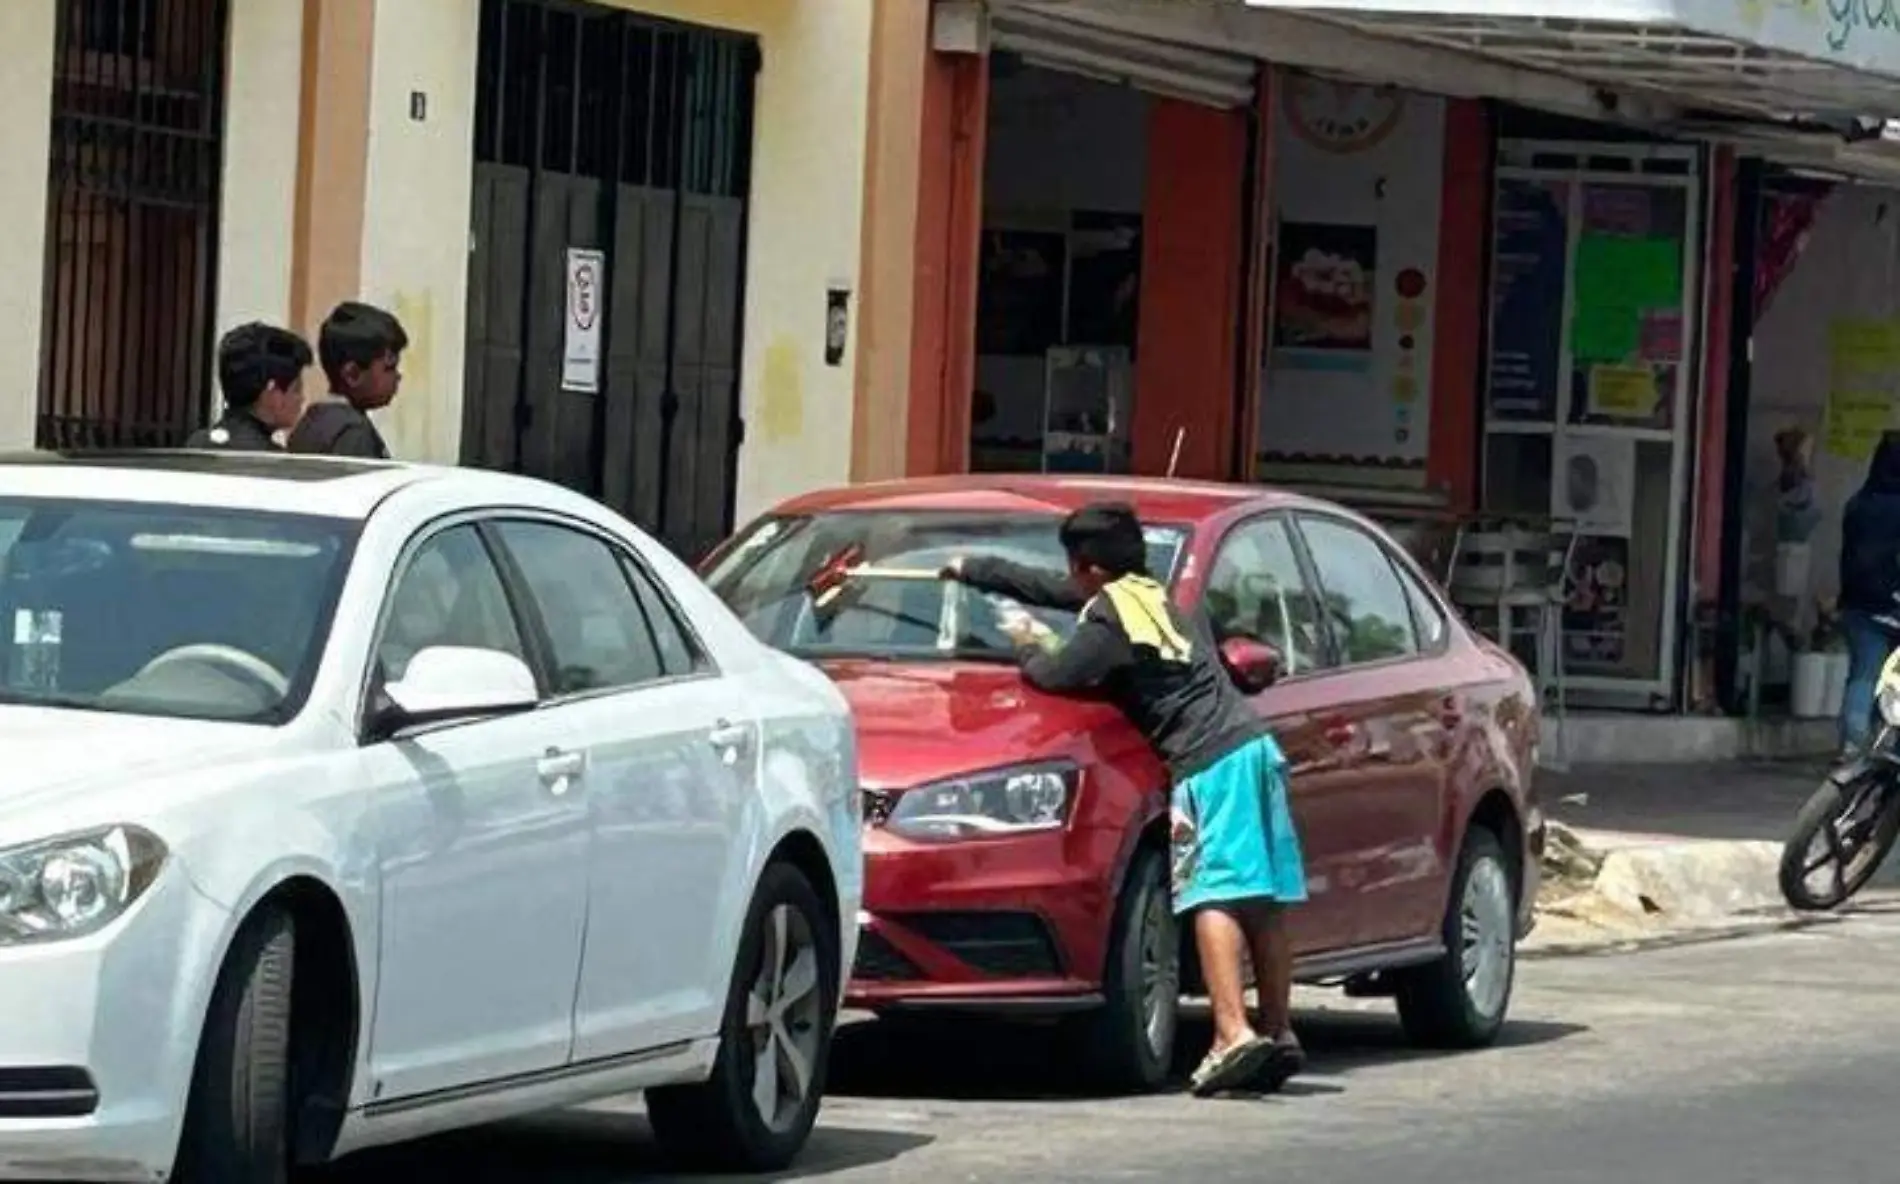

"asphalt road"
[325,900,1900,1183]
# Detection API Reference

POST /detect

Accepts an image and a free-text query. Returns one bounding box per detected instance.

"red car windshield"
[706,511,1188,661]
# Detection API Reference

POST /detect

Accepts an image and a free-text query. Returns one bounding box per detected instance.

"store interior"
[970,56,1149,474]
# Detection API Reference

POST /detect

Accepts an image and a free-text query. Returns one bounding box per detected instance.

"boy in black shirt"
[185,322,312,452]
[945,502,1309,1097]
[288,301,407,459]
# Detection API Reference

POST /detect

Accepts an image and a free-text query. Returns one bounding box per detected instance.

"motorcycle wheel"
[1778,770,1900,912]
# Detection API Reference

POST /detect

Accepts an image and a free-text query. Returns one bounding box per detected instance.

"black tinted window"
[378,526,526,683]
[493,521,666,694]
[1296,516,1420,666]
[619,553,706,679]
[1203,516,1331,675]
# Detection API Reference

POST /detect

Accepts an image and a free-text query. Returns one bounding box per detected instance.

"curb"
[1521,909,1845,960]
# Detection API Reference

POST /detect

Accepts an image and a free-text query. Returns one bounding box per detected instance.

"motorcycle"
[1779,631,1900,911]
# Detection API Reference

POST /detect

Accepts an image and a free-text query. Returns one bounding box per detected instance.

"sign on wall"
[1259,77,1446,475]
[562,248,605,394]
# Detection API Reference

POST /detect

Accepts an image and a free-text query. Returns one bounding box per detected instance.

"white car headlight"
[0,826,167,945]
[885,763,1078,842]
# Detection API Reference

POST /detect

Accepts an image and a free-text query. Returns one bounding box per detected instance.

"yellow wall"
[656,0,873,518]
[215,0,304,414]
[357,0,480,464]
[0,0,55,451]
[364,0,873,515]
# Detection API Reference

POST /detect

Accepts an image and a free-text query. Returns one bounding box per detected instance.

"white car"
[0,451,861,1182]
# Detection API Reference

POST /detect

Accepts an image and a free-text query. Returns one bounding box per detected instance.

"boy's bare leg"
[1243,903,1295,1040]
[1195,907,1258,1053]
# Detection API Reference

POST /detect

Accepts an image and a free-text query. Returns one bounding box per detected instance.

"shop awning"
[1243,0,1900,122]
[983,2,1261,107]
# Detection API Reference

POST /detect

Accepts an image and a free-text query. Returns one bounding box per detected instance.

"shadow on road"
[829,1008,1587,1103]
[322,1107,932,1182]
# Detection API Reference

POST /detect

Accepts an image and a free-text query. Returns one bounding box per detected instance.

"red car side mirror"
[1220,636,1282,695]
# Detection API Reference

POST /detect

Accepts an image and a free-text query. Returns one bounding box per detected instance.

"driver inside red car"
[943,501,1309,1097]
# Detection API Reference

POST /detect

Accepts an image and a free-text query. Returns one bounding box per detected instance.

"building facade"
[851,0,1900,718]
[0,0,873,559]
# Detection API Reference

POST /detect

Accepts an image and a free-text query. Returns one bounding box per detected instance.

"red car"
[703,475,1545,1090]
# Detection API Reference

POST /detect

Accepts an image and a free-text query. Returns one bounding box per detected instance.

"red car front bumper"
[845,824,1124,1014]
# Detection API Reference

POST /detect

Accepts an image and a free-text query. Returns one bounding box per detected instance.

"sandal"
[1253,1033,1306,1094]
[1189,1033,1276,1097]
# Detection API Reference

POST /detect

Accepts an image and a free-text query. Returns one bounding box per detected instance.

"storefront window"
[1479,143,1699,705]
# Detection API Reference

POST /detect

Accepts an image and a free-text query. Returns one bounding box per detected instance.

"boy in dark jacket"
[287,301,406,459]
[1838,432,1900,752]
[944,502,1308,1096]
[185,322,313,452]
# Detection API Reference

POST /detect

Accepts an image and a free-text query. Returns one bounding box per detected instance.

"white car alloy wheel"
[748,902,826,1133]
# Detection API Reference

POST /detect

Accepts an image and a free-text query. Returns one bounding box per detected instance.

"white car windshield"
[0,499,355,724]
[706,511,1187,661]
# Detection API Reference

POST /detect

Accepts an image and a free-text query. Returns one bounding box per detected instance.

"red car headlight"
[883,762,1079,842]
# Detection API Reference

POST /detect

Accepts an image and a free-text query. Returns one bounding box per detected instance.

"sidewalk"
[1524,758,1897,956]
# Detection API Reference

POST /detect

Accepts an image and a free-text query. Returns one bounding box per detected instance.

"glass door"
[1481,140,1702,707]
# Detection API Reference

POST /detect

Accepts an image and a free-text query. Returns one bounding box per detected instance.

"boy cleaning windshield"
[943,502,1309,1097]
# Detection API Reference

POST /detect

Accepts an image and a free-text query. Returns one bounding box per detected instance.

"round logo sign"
[1285,78,1405,154]
[570,258,600,332]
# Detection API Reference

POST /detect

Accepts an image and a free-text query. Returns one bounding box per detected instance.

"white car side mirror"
[377,646,538,736]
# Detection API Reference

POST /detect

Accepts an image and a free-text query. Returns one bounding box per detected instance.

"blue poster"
[1486,180,1568,422]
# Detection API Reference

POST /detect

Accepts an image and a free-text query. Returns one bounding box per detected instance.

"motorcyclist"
[1837,431,1900,753]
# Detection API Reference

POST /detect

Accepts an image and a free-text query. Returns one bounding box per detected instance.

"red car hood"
[816,658,1127,789]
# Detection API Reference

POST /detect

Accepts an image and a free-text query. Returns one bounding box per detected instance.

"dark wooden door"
[464,0,755,559]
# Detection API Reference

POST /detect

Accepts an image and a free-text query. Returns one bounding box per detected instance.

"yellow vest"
[1085,575,1193,664]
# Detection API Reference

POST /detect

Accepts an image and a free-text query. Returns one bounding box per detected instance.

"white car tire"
[647,860,839,1173]
[173,907,296,1184]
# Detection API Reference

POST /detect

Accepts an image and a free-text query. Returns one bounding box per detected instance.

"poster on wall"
[1566,182,1688,432]
[1563,536,1629,668]
[1552,434,1635,538]
[977,230,1066,358]
[1486,179,1568,422]
[1257,81,1444,474]
[1066,211,1143,350]
[1271,221,1377,370]
[1823,318,1900,461]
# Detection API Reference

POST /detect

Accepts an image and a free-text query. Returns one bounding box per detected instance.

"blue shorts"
[1169,734,1308,915]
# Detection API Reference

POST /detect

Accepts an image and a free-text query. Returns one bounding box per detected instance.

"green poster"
[1570,234,1682,362]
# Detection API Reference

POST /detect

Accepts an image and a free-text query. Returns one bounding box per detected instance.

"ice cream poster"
[1272,222,1376,371]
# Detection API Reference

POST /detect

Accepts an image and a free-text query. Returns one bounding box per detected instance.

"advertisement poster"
[1566,183,1688,431]
[1824,318,1900,460]
[1563,536,1629,668]
[977,230,1066,358]
[1553,435,1636,538]
[1272,221,1377,370]
[1485,179,1568,422]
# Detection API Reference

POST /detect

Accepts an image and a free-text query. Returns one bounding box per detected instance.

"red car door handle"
[1321,718,1357,747]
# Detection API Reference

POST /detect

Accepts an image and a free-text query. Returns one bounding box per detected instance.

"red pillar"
[906,51,989,477]
[1131,99,1250,479]
[1426,98,1490,514]
[1695,147,1738,602]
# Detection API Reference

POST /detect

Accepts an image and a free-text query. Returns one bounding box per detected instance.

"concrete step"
[1540,712,1837,766]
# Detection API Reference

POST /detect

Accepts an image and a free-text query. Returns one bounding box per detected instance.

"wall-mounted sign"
[1283,76,1405,154]
[562,248,605,394]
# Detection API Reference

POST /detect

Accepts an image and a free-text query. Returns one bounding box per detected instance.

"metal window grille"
[38,0,229,450]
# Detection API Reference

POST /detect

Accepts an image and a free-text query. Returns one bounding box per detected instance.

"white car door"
[359,522,591,1100]
[486,518,759,1059]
